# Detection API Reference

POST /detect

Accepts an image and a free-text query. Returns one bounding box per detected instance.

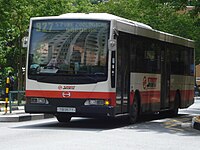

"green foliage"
[0,41,7,67]
[73,0,96,13]
[30,0,76,17]
[0,66,14,90]
[0,0,31,71]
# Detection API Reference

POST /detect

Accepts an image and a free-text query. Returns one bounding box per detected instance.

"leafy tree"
[29,0,77,17]
[0,0,34,90]
[0,41,7,68]
[73,0,95,13]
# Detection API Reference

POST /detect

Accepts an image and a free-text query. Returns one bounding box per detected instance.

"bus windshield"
[28,19,110,84]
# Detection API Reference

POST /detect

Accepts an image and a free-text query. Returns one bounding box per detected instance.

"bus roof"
[59,13,153,29]
[31,13,152,29]
[30,13,194,48]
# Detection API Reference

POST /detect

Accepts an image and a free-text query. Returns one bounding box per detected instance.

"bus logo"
[62,91,71,98]
[143,76,157,89]
[147,77,157,89]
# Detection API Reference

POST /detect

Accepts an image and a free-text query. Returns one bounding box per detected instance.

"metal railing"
[8,91,25,113]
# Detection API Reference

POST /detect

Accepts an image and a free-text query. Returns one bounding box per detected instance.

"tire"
[55,113,72,123]
[129,96,139,124]
[169,92,180,116]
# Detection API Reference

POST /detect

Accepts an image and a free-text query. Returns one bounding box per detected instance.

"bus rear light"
[30,98,49,104]
[84,99,109,106]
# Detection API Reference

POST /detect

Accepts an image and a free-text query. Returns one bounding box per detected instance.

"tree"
[29,0,77,17]
[0,0,35,91]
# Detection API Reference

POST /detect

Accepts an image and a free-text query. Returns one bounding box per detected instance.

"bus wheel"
[129,97,139,124]
[55,113,72,123]
[170,92,180,116]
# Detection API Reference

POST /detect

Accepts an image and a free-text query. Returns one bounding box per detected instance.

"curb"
[192,116,200,131]
[0,113,54,122]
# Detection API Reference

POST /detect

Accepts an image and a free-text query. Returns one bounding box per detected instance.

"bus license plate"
[57,107,76,113]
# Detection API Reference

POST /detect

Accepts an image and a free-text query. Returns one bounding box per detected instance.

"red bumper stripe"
[26,90,116,106]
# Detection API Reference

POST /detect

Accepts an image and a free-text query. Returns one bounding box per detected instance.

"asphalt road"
[0,115,199,149]
[0,100,199,150]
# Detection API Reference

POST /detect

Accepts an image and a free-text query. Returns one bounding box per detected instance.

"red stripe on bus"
[140,91,160,104]
[26,90,117,106]
[179,90,194,101]
[140,90,194,104]
[26,89,193,106]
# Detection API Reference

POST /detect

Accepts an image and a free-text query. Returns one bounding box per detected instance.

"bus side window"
[144,41,160,73]
[135,38,146,73]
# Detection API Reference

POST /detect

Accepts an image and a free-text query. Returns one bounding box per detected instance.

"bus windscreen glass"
[28,19,110,84]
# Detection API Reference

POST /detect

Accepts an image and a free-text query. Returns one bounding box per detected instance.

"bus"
[25,13,195,123]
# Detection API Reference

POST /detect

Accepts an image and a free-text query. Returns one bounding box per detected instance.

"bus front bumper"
[25,104,115,118]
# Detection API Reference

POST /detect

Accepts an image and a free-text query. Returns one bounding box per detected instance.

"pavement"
[190,97,200,130]
[173,97,200,131]
[0,106,54,122]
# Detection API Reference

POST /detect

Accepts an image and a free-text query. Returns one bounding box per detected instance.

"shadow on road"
[15,117,129,131]
[15,113,200,136]
[126,113,200,136]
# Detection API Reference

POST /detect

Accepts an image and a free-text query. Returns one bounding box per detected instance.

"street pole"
[4,77,10,114]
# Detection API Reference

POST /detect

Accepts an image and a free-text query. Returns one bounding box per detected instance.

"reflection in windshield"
[28,20,110,83]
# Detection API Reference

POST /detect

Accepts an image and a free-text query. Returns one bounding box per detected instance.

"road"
[0,101,200,150]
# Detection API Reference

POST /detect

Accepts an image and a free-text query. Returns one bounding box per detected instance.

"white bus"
[25,13,195,123]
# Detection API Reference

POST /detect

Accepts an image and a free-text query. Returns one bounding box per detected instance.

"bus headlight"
[84,99,110,106]
[30,98,49,104]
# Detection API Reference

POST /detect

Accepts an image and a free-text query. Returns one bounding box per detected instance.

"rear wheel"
[129,96,139,124]
[169,92,180,116]
[55,113,72,123]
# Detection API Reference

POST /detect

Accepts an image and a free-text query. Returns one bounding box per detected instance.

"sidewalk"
[186,97,200,114]
[0,106,54,122]
[191,97,200,130]
[179,97,200,131]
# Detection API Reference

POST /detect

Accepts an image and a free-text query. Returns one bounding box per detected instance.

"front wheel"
[55,113,72,123]
[129,97,139,124]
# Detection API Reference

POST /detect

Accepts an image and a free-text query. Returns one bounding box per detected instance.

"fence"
[0,91,25,113]
[3,91,25,113]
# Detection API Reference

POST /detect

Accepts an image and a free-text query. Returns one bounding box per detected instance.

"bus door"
[116,33,130,114]
[160,48,170,109]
